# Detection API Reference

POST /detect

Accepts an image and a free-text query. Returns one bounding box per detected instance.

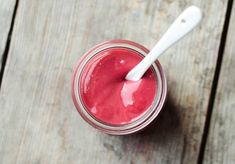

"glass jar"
[71,40,167,135]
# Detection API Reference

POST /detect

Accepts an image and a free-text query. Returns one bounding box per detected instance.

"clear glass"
[71,40,167,135]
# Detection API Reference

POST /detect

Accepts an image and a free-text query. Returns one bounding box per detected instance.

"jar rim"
[71,40,167,135]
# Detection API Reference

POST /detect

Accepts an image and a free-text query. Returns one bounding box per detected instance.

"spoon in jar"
[125,6,202,81]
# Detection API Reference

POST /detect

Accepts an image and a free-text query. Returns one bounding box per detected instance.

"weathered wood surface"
[0,0,228,163]
[0,0,16,72]
[204,3,235,164]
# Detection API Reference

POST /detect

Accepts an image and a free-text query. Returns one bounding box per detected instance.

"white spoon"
[125,6,202,81]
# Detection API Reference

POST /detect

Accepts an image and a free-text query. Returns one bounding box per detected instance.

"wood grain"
[204,2,235,164]
[0,0,16,73]
[0,0,228,163]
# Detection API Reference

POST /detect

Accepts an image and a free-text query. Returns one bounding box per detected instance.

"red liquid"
[79,48,157,125]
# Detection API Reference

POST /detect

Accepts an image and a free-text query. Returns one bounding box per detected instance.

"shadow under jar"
[72,40,167,135]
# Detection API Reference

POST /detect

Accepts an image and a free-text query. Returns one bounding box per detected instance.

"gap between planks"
[197,0,234,163]
[0,0,19,88]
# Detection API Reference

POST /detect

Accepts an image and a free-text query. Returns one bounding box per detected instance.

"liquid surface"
[79,48,157,125]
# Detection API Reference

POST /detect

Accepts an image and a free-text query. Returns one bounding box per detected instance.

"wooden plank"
[204,2,235,164]
[0,0,228,163]
[0,0,16,73]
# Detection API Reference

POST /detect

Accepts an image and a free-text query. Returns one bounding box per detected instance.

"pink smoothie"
[79,48,157,125]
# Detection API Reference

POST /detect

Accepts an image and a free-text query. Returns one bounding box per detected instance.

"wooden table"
[1,0,235,163]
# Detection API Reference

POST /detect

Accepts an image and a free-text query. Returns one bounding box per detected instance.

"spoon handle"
[126,6,202,81]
